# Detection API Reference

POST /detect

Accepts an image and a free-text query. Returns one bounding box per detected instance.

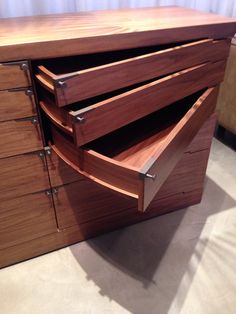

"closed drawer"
[0,150,50,201]
[41,60,225,146]
[0,116,43,158]
[36,39,229,107]
[0,190,57,250]
[0,61,31,90]
[50,87,219,211]
[0,87,36,122]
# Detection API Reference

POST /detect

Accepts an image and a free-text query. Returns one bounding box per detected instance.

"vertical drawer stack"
[0,61,57,252]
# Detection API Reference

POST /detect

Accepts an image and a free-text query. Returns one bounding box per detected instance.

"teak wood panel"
[41,60,225,146]
[0,117,43,158]
[0,7,236,61]
[0,151,50,201]
[53,179,135,229]
[53,149,210,229]
[37,39,229,107]
[0,191,57,250]
[0,88,36,122]
[50,88,218,211]
[0,62,31,90]
[140,87,219,210]
[0,188,202,268]
[46,148,83,187]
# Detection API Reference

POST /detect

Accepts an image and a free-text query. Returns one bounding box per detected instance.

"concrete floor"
[0,138,236,314]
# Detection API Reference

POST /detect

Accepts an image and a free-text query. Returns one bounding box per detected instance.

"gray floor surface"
[0,138,236,314]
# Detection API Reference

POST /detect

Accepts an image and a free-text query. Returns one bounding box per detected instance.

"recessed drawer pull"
[145,173,156,181]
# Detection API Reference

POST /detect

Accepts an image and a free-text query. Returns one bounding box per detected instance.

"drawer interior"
[84,89,205,169]
[37,40,194,76]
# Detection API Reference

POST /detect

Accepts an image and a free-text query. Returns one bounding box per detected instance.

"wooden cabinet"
[0,88,36,122]
[0,61,31,89]
[0,7,235,268]
[0,191,57,250]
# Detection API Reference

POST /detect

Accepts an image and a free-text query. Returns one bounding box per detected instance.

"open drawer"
[36,39,229,107]
[50,87,218,211]
[40,60,225,146]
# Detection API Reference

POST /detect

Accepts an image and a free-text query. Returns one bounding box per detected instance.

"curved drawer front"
[41,60,225,146]
[36,39,229,107]
[50,87,218,211]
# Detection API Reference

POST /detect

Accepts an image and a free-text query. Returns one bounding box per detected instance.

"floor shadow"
[70,177,236,314]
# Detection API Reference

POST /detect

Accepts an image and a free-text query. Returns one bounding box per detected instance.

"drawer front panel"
[50,88,218,212]
[0,88,36,122]
[0,117,43,158]
[46,148,83,187]
[0,191,57,250]
[0,61,31,90]
[41,60,225,147]
[53,179,135,229]
[71,61,225,146]
[36,39,229,107]
[53,148,210,229]
[141,87,218,210]
[0,151,50,201]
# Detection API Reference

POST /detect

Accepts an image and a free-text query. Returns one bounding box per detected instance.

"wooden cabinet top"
[0,6,236,61]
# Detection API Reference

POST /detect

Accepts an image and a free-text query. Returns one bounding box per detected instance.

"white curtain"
[1,0,236,18]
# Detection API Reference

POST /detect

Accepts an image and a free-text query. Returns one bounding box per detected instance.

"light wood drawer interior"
[0,151,50,201]
[0,61,31,90]
[40,60,225,146]
[50,87,218,211]
[0,191,57,250]
[0,116,43,158]
[53,147,212,229]
[0,88,36,122]
[35,39,229,107]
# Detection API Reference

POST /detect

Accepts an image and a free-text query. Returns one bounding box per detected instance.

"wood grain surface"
[0,117,43,158]
[0,191,57,250]
[0,88,36,122]
[0,151,50,201]
[141,87,218,210]
[0,62,31,89]
[0,189,202,268]
[37,39,229,106]
[0,7,235,61]
[50,86,217,211]
[53,149,210,230]
[70,61,225,145]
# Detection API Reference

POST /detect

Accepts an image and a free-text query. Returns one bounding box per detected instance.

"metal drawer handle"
[145,173,156,181]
